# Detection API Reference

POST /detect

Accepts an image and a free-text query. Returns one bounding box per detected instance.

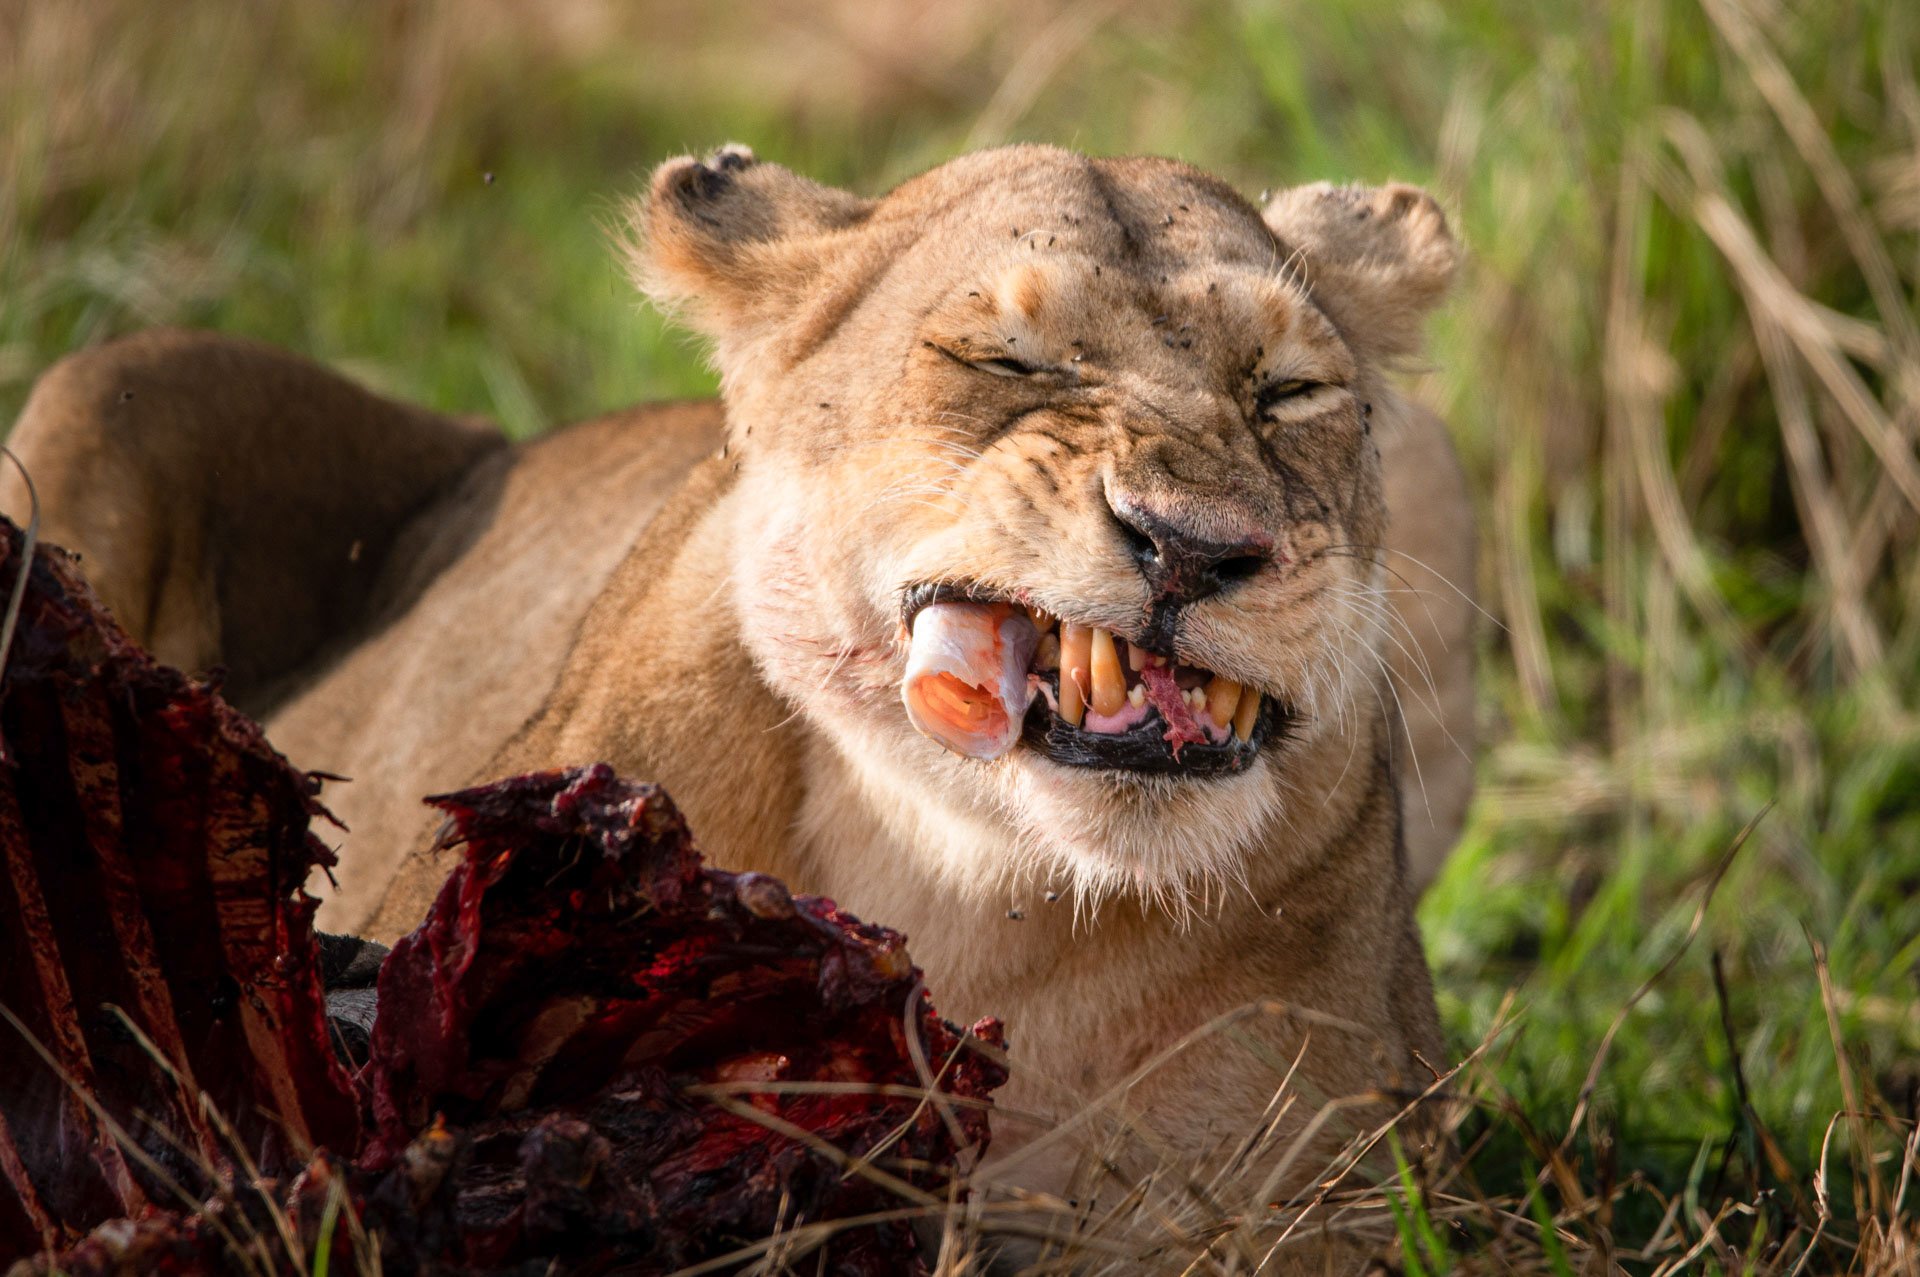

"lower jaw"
[1018,695,1284,776]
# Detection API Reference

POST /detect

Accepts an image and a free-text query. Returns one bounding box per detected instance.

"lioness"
[5,145,1474,1216]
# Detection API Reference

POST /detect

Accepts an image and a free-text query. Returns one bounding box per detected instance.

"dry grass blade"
[103,1006,310,1270]
[1698,0,1920,365]
[0,1003,273,1275]
[1603,141,1759,670]
[1661,113,1920,519]
[1645,102,1920,697]
[0,446,38,685]
[983,1000,1374,1182]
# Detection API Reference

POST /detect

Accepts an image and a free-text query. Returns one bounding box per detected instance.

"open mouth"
[900,584,1285,775]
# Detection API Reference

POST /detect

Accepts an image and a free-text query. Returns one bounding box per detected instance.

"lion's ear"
[629,145,874,364]
[1261,182,1458,364]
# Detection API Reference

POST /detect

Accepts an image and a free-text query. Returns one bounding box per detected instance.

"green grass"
[4,0,1917,1269]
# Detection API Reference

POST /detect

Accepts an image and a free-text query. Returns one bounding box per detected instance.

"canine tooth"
[1204,676,1242,728]
[1128,684,1145,708]
[1059,677,1085,727]
[1060,623,1091,727]
[1089,627,1126,716]
[1034,632,1061,671]
[1233,688,1261,741]
[1062,623,1092,697]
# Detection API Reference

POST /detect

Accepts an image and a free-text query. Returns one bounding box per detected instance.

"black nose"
[1108,493,1271,605]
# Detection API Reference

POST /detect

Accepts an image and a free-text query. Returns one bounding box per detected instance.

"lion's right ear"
[628,145,874,366]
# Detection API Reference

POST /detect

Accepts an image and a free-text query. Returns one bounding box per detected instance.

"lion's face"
[636,145,1456,904]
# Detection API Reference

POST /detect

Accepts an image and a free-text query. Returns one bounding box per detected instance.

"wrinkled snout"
[1105,489,1276,608]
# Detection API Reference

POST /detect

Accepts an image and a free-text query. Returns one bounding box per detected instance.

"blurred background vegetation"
[3,0,1917,1264]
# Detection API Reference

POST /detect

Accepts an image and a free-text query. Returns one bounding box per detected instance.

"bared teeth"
[1233,688,1261,741]
[1089,627,1126,717]
[1204,676,1242,729]
[1059,623,1091,727]
[1027,605,1264,747]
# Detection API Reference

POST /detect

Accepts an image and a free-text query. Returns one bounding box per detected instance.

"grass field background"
[4,0,1918,1269]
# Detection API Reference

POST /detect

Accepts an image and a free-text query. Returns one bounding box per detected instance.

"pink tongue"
[1139,665,1209,758]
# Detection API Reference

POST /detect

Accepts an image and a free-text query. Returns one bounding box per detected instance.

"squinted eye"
[1255,378,1318,412]
[975,355,1038,378]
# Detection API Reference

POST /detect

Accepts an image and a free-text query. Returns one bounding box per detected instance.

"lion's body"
[4,146,1477,1216]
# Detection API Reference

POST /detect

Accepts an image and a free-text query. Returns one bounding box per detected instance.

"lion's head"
[632,144,1457,908]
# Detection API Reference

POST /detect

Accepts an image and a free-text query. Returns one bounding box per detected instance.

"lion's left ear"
[628,145,874,366]
[1261,182,1458,364]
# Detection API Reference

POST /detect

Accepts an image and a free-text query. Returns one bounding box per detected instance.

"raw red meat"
[1139,664,1210,755]
[359,764,1006,1274]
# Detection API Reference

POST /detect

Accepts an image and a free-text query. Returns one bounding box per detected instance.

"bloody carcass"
[0,516,1004,1275]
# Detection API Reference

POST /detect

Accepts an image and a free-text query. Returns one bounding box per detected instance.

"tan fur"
[2,145,1477,1217]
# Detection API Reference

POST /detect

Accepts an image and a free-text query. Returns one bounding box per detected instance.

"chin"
[1000,748,1284,911]
[822,697,1290,917]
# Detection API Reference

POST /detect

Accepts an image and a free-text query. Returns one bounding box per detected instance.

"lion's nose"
[1106,492,1273,606]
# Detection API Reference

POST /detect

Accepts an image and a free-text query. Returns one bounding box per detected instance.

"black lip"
[1020,674,1285,776]
[900,580,1010,632]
